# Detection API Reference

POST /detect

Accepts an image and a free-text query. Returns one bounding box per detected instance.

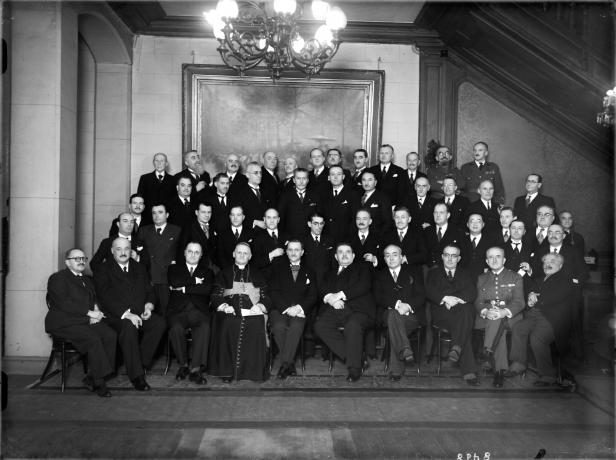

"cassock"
[208,264,271,381]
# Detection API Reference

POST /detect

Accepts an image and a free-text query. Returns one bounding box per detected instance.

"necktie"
[446,198,451,206]
[360,233,366,245]
[291,264,300,281]
[298,192,304,203]
[189,266,194,275]
[234,228,240,240]
[537,229,545,244]
[253,187,261,201]
[437,227,443,242]
[447,270,453,281]
[314,236,319,244]
[156,227,162,235]
[472,237,477,249]
[513,243,520,255]
[123,266,128,273]
[219,195,226,207]
[334,189,338,197]
[382,166,386,175]
[417,199,423,209]
[399,230,404,242]
[392,270,398,282]
[525,195,531,207]
[553,248,558,253]
[158,174,163,182]
[361,194,367,205]
[410,173,414,183]
[503,230,509,242]
[184,199,190,208]
[272,231,278,244]
[478,162,484,170]
[486,201,491,210]
[202,224,209,238]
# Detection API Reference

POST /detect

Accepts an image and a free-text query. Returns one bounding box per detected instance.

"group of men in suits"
[46,142,589,392]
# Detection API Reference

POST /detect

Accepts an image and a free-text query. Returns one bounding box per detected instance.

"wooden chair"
[430,324,453,376]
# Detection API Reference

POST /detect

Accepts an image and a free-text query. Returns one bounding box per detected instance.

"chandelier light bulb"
[315,24,334,45]
[291,35,306,53]
[326,6,347,30]
[274,0,297,15]
[216,0,239,19]
[204,10,226,39]
[607,88,615,97]
[311,0,330,20]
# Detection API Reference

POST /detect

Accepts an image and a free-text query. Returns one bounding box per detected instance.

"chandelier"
[596,86,616,127]
[204,0,347,80]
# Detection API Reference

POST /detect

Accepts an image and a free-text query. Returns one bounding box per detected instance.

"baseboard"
[2,356,48,375]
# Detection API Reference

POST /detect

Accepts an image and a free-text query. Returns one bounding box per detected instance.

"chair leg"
[383,335,390,373]
[164,337,172,375]
[60,343,67,393]
[39,350,56,382]
[436,330,442,376]
[300,336,305,372]
[416,328,421,374]
[328,349,334,373]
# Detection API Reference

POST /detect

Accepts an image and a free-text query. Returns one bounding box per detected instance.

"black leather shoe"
[222,376,233,384]
[277,364,288,380]
[288,363,297,376]
[189,370,207,385]
[96,383,112,397]
[388,374,402,382]
[82,375,95,392]
[448,346,461,363]
[346,368,361,382]
[492,370,505,388]
[132,376,151,391]
[176,366,190,381]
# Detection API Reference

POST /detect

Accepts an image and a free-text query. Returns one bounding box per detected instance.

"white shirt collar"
[390,267,400,278]
[364,189,375,199]
[186,263,197,272]
[268,229,278,237]
[527,192,538,200]
[333,184,344,193]
[358,229,369,237]
[536,226,547,236]
[119,233,132,241]
[550,244,562,253]
[233,225,243,233]
[155,223,166,232]
[437,223,448,233]
[471,233,482,242]
[492,267,505,275]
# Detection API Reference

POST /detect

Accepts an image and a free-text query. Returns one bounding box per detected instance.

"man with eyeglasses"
[531,205,555,253]
[46,248,116,397]
[426,245,478,385]
[513,173,556,230]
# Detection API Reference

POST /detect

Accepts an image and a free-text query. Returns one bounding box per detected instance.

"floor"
[2,284,614,459]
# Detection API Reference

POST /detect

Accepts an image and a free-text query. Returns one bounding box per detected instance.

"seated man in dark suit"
[426,245,479,385]
[475,246,525,388]
[269,240,317,379]
[215,205,255,269]
[513,173,556,230]
[46,248,116,397]
[167,176,196,230]
[137,153,176,224]
[424,203,463,269]
[92,212,147,273]
[373,244,424,380]
[509,253,574,385]
[440,176,469,231]
[107,193,147,236]
[315,243,375,382]
[168,242,214,384]
[94,238,166,391]
[209,242,271,382]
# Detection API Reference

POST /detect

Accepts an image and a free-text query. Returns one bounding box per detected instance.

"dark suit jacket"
[196,190,230,235]
[503,239,535,293]
[372,264,426,325]
[251,228,289,276]
[349,231,382,270]
[320,262,375,318]
[137,171,177,224]
[278,188,321,239]
[361,190,393,237]
[178,220,217,267]
[175,168,211,197]
[166,195,197,230]
[425,265,477,307]
[533,244,589,285]
[513,194,556,230]
[351,168,367,194]
[308,167,330,202]
[279,176,295,196]
[226,172,248,197]
[228,181,274,230]
[300,233,335,288]
[45,269,97,331]
[94,258,155,318]
[90,235,148,273]
[442,195,470,230]
[397,170,427,203]
[382,226,428,282]
[137,223,181,284]
[269,263,317,316]
[400,195,438,228]
[322,185,360,244]
[466,199,500,234]
[215,225,255,269]
[563,230,586,256]
[260,166,280,207]
[527,270,574,352]
[459,232,498,281]
[423,224,465,268]
[167,262,214,316]
[107,216,143,238]
[368,163,404,205]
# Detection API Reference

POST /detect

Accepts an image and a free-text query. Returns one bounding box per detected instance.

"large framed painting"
[183,64,384,173]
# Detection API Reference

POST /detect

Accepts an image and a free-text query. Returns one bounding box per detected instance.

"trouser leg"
[139,314,166,369]
[315,308,346,362]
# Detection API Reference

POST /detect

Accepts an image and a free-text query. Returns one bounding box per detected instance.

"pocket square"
[341,200,348,205]
[392,173,398,178]
[306,278,310,284]
[370,203,379,208]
